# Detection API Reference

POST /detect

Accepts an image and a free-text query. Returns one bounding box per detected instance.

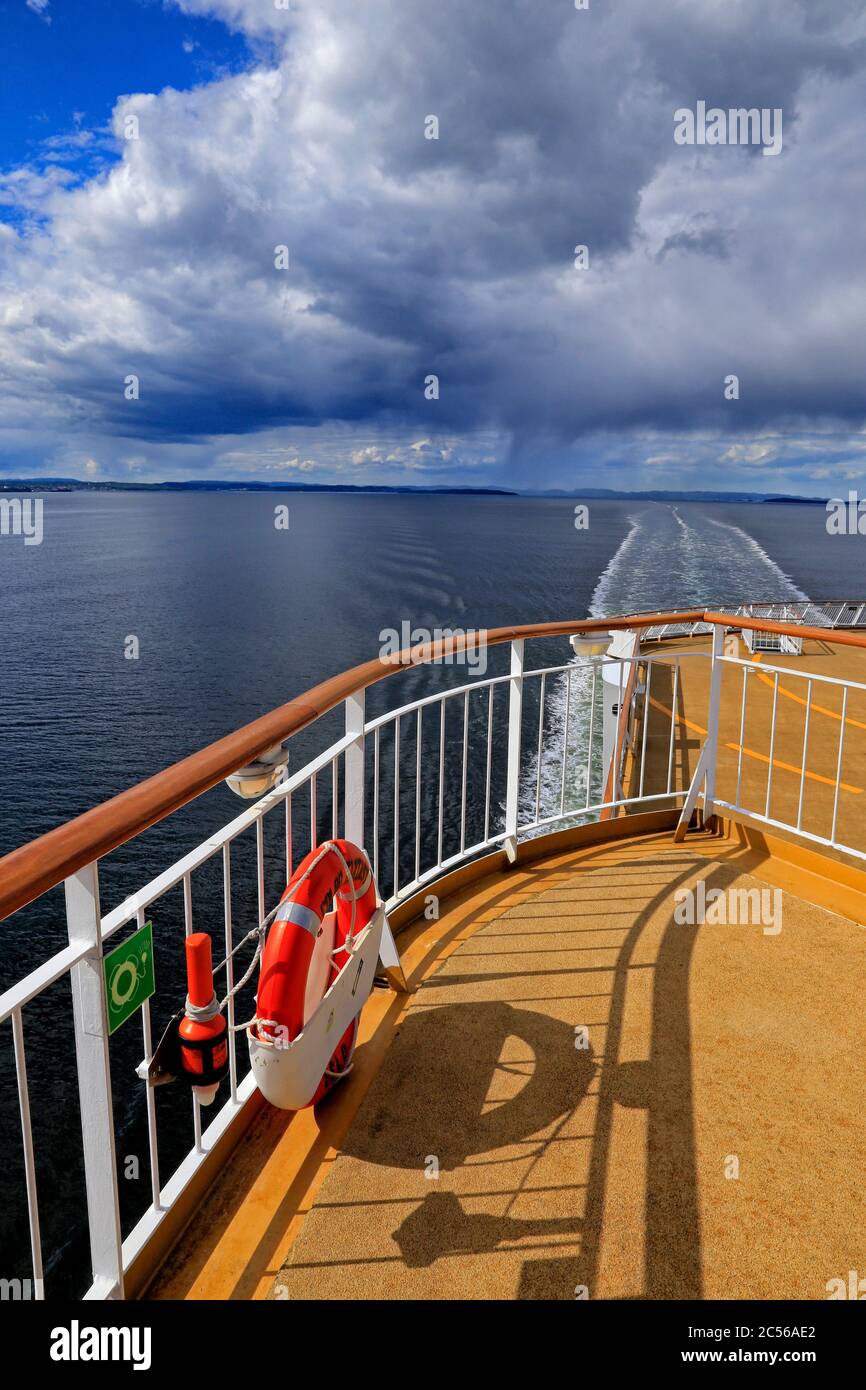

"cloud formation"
[1,0,865,488]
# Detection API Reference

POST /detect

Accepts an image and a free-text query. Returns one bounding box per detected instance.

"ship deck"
[147,817,866,1300]
[7,613,866,1303]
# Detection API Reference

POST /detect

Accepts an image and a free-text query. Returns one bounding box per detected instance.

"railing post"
[378,915,410,993]
[65,862,124,1299]
[675,624,724,840]
[344,691,366,848]
[504,638,525,863]
[703,624,725,819]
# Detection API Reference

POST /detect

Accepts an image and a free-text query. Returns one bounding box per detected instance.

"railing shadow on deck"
[320,836,739,1300]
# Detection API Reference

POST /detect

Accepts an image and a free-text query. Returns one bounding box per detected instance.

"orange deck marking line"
[750,653,866,730]
[646,695,863,795]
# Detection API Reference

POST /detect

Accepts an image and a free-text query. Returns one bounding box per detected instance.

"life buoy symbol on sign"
[109,950,149,1009]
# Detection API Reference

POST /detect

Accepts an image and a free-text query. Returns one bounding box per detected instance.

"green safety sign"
[103,920,155,1035]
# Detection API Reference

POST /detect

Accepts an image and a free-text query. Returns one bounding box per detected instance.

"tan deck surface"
[272,830,866,1301]
[148,636,866,1302]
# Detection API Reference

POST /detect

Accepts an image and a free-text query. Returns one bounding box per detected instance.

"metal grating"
[640,618,713,640]
[638,600,866,642]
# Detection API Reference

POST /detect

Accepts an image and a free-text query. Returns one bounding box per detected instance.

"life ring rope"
[215,839,373,1035]
[247,838,379,1108]
[275,838,368,953]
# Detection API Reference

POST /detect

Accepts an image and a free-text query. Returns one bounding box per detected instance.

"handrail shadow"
[329,835,736,1298]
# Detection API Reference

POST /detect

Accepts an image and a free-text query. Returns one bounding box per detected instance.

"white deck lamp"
[570,631,611,660]
[225,742,289,800]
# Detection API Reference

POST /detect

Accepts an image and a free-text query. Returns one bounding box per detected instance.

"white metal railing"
[14,610,866,1300]
[0,630,725,1300]
[641,599,866,644]
[743,627,804,655]
[676,632,866,863]
[738,599,865,631]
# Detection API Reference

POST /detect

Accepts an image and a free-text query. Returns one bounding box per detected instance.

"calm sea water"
[1,490,862,1292]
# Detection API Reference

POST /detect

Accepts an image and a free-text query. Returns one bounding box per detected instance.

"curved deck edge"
[139,804,866,1300]
[137,808,679,1299]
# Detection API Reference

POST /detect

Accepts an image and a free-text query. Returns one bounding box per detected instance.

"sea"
[1,489,864,1293]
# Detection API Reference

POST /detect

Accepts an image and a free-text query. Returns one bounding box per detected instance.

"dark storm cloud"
[1,0,865,479]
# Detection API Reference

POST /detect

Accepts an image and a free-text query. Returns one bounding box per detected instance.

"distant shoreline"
[0,478,831,503]
[0,478,518,496]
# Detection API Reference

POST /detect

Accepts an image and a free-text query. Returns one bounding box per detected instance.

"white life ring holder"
[250,839,377,1107]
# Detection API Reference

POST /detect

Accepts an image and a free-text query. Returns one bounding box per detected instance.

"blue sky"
[0,0,255,178]
[0,0,865,493]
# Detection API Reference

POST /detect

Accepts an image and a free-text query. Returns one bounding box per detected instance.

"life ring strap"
[274,899,321,936]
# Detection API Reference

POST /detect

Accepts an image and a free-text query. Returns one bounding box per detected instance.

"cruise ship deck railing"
[676,612,866,862]
[2,606,864,1299]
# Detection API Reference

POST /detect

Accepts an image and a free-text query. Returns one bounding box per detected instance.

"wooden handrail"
[704,610,866,650]
[2,605,858,922]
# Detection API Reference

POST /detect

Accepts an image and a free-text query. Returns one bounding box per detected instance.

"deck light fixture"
[570,631,611,660]
[225,743,289,800]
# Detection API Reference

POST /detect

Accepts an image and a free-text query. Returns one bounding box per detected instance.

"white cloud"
[1,0,865,488]
[351,447,385,465]
[720,443,776,467]
[171,0,293,37]
[255,455,316,472]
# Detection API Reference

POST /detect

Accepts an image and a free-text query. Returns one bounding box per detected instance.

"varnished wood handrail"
[3,606,860,922]
[704,610,866,650]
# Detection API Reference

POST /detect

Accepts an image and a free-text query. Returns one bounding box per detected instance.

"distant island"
[0,478,518,496]
[0,478,831,503]
[521,487,829,504]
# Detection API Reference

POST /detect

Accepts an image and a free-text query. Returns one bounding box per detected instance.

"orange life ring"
[252,839,377,1106]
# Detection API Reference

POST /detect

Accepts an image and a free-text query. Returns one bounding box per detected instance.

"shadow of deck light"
[394,1190,583,1268]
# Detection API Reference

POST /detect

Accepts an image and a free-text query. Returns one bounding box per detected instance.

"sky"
[0,0,865,493]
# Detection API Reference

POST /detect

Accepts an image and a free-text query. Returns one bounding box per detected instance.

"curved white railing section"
[4,605,866,1300]
[3,623,699,1301]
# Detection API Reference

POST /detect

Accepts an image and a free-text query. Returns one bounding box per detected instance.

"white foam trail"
[519,516,646,831]
[589,515,642,618]
[524,502,811,834]
[704,516,808,603]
